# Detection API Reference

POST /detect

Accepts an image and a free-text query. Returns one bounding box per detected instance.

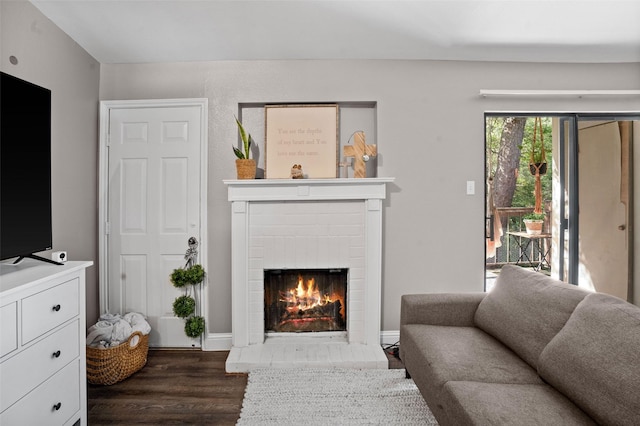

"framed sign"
[265,104,339,178]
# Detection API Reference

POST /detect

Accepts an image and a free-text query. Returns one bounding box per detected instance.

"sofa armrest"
[400,293,486,327]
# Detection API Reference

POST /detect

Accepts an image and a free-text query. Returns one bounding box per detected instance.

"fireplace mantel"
[224,178,394,372]
[224,177,394,201]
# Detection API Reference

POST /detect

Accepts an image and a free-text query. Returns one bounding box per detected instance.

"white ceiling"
[31,0,640,64]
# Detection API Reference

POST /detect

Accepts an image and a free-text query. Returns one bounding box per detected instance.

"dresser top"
[0,260,93,296]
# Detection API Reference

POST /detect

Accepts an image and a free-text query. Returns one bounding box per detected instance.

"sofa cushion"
[402,324,543,424]
[474,265,589,368]
[538,293,640,426]
[402,324,542,387]
[442,381,596,426]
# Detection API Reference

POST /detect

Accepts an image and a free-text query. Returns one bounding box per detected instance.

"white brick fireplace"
[224,178,393,372]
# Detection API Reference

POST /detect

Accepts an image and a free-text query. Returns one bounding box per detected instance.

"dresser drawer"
[1,302,18,358]
[1,320,80,412]
[22,278,79,344]
[0,358,80,426]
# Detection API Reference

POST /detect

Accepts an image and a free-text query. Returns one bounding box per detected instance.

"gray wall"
[4,1,640,335]
[1,1,100,326]
[100,60,640,333]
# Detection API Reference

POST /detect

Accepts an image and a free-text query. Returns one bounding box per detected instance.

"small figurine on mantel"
[343,131,377,178]
[290,164,304,179]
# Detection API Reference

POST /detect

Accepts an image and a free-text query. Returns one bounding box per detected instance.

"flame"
[280,275,335,313]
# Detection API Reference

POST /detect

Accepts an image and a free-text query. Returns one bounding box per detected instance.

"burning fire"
[267,272,347,332]
[280,275,335,313]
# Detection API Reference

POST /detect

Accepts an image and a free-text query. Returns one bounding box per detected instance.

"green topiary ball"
[170,264,205,288]
[185,264,205,285]
[172,295,196,318]
[170,268,189,288]
[184,316,205,338]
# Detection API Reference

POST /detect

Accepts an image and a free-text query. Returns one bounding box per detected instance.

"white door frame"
[98,98,208,339]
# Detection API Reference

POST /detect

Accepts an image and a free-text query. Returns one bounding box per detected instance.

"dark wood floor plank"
[88,347,402,425]
[88,349,247,425]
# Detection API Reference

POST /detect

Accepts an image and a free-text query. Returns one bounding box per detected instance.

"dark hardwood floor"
[88,350,247,425]
[88,347,403,425]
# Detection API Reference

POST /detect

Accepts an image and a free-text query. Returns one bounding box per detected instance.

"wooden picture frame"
[264,104,339,178]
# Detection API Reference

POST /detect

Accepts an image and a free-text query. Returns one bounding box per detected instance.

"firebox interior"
[264,268,348,333]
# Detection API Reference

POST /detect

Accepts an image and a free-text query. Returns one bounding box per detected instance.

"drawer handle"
[52,350,61,358]
[52,304,61,312]
[53,402,62,411]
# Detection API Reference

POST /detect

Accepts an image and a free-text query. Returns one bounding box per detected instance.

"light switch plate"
[466,180,475,195]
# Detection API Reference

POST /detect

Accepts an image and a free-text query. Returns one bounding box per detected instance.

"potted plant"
[233,116,256,179]
[528,117,547,176]
[170,263,206,339]
[529,154,547,175]
[523,212,545,235]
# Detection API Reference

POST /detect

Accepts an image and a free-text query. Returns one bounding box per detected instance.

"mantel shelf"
[224,177,395,202]
[224,177,395,185]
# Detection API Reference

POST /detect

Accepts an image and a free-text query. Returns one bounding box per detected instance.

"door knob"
[618,224,626,230]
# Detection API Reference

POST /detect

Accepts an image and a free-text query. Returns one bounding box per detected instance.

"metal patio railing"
[486,207,550,270]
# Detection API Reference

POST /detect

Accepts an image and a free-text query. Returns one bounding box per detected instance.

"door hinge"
[105,222,111,235]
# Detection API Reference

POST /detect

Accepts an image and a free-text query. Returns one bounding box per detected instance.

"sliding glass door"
[486,113,638,301]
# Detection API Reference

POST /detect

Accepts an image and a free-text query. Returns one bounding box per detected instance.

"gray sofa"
[400,265,640,425]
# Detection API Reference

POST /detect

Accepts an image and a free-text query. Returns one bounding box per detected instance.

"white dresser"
[0,260,92,426]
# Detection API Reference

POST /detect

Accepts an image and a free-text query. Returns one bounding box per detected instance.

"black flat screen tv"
[1,72,59,265]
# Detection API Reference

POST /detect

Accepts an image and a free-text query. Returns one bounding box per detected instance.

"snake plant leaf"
[233,145,245,159]
[234,116,251,159]
[235,116,248,143]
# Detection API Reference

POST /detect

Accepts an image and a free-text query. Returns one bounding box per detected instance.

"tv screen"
[0,72,53,262]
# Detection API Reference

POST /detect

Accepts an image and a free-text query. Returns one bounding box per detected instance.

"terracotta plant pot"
[523,219,543,235]
[235,159,256,179]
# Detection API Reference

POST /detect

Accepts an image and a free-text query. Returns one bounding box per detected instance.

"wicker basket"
[86,331,149,385]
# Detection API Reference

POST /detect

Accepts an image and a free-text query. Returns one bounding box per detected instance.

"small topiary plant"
[184,316,205,338]
[170,264,205,288]
[170,238,206,339]
[184,264,205,284]
[172,295,196,318]
[170,268,189,288]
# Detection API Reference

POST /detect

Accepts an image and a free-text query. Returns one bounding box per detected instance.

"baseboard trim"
[203,332,232,351]
[204,330,400,352]
[380,330,400,346]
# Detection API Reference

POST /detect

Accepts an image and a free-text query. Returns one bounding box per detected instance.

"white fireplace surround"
[224,178,394,372]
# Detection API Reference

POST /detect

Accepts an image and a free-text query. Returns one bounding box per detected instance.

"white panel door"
[108,104,203,347]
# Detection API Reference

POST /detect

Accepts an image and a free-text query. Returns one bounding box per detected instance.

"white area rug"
[237,368,438,425]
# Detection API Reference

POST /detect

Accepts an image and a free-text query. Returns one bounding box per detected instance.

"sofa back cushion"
[474,265,589,368]
[538,293,640,425]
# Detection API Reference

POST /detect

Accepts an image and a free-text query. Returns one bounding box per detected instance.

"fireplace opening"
[264,268,348,333]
